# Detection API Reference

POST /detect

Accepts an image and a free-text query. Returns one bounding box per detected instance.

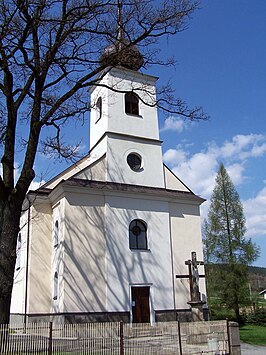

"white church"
[11,32,207,324]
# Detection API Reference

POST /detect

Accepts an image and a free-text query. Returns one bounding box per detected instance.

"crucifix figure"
[185,251,204,303]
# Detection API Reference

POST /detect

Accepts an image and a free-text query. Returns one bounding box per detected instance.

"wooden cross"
[176,251,205,303]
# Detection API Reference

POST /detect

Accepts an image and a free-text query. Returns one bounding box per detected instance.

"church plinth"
[187,300,206,321]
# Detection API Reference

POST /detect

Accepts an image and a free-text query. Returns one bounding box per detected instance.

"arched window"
[54,220,59,247]
[129,220,147,250]
[53,271,58,300]
[95,97,102,122]
[16,233,22,270]
[125,93,139,115]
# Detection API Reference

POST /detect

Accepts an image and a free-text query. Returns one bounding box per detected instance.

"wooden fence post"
[120,321,124,355]
[177,320,183,355]
[226,318,231,355]
[48,322,53,355]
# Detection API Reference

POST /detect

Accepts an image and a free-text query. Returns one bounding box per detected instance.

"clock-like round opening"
[127,153,142,171]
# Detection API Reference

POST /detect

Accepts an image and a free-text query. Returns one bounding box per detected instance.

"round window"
[132,225,142,236]
[127,153,142,171]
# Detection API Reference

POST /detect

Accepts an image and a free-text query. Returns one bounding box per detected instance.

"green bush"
[246,308,266,326]
[209,307,236,322]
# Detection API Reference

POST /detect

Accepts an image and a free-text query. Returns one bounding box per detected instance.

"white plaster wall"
[75,156,106,181]
[10,211,28,314]
[169,202,207,309]
[106,135,165,187]
[164,165,190,192]
[88,137,107,168]
[28,201,52,313]
[90,83,109,149]
[51,202,65,314]
[63,190,107,313]
[105,195,174,318]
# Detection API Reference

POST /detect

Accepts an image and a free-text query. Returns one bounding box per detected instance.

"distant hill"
[248,266,266,292]
[205,264,266,293]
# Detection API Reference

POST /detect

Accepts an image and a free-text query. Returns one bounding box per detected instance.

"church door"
[131,286,150,323]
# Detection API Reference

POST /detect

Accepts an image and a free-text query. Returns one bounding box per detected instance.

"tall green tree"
[203,163,260,322]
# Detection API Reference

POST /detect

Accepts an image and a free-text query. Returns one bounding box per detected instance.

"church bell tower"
[89,2,165,188]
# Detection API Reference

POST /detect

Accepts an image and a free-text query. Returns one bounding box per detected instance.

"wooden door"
[131,286,150,323]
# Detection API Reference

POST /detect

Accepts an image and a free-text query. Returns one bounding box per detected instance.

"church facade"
[11,66,206,324]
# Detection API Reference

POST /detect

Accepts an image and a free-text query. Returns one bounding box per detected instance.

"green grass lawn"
[240,325,266,346]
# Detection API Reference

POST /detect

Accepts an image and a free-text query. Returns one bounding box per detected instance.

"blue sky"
[30,1,266,267]
[156,0,266,268]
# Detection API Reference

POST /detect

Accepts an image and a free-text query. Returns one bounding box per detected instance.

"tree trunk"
[0,199,22,324]
[233,289,241,324]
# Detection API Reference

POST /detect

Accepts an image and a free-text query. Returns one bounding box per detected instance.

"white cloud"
[172,152,218,198]
[163,132,266,261]
[29,180,46,191]
[250,142,266,158]
[163,133,266,229]
[163,148,187,165]
[216,134,266,160]
[163,133,266,199]
[160,116,188,133]
[226,163,245,186]
[243,186,266,239]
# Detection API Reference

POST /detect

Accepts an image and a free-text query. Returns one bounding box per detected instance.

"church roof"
[32,178,205,204]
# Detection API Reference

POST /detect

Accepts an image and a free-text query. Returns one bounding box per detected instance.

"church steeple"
[100,0,144,71]
[117,0,125,49]
[91,1,164,188]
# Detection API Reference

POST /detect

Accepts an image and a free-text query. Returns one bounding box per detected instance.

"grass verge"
[239,324,266,346]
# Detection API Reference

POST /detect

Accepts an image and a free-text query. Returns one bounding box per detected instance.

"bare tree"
[0,0,207,323]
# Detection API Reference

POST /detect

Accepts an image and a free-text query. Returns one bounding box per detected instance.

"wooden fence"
[0,320,240,355]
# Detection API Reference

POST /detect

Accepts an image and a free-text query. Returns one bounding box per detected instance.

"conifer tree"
[203,163,260,322]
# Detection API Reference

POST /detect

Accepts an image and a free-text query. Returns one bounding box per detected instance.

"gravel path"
[241,342,266,355]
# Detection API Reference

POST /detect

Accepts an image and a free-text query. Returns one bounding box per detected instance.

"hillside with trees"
[206,264,266,293]
[247,266,266,293]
